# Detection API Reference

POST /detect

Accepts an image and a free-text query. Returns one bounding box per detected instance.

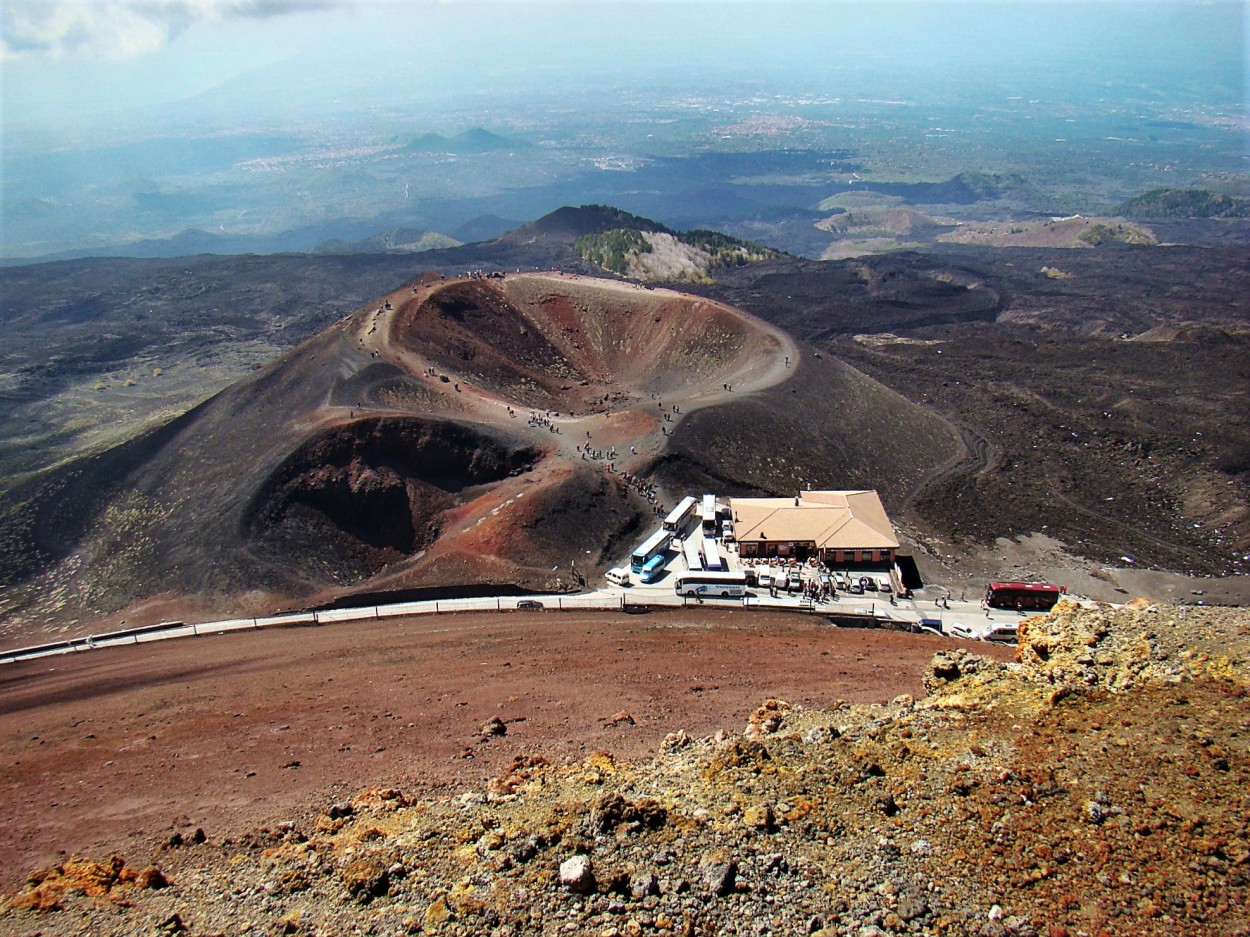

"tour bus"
[663,495,699,533]
[701,537,724,571]
[701,493,718,535]
[640,553,668,583]
[630,529,672,573]
[682,538,703,571]
[984,581,1063,611]
[674,570,748,598]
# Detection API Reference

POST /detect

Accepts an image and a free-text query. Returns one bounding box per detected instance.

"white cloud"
[1,0,339,61]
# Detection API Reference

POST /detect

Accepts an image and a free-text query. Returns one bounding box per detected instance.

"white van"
[606,567,632,587]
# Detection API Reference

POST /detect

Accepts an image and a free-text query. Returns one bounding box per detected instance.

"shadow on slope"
[651,349,963,513]
[244,417,541,585]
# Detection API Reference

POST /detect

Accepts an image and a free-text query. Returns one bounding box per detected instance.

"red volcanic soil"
[0,609,1011,889]
[386,273,791,414]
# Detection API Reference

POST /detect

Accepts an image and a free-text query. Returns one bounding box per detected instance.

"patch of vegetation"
[578,205,672,234]
[575,225,783,278]
[573,228,653,274]
[952,170,1032,201]
[1077,222,1156,247]
[679,230,781,268]
[1041,266,1071,279]
[1115,188,1250,219]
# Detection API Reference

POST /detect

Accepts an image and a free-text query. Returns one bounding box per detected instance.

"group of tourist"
[526,410,560,431]
[617,471,665,517]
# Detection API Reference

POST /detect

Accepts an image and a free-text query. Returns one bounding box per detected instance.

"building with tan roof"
[730,490,899,565]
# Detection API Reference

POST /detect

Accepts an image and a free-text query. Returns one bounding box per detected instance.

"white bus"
[674,571,748,598]
[701,493,718,535]
[682,538,703,571]
[664,495,699,533]
[701,537,724,571]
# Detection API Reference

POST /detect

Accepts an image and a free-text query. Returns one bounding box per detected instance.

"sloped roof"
[729,490,898,550]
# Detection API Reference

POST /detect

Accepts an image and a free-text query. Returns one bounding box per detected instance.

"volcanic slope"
[694,246,1250,578]
[0,274,822,641]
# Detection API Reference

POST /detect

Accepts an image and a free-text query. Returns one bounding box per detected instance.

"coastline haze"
[1,0,1246,259]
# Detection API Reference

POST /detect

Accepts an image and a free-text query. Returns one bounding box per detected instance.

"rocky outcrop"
[5,603,1247,936]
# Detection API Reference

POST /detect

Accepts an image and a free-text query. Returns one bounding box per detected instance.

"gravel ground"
[2,600,1246,935]
[0,608,997,892]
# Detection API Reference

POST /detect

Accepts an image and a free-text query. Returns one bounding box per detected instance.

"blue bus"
[630,529,672,573]
[640,553,668,583]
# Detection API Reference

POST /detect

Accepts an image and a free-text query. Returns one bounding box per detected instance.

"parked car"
[605,567,631,587]
[878,578,892,593]
[757,570,773,589]
[517,599,545,610]
[949,622,980,640]
[787,570,803,590]
[848,579,864,595]
[862,576,878,592]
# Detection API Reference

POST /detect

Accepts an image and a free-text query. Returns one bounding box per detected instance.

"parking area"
[602,491,1076,641]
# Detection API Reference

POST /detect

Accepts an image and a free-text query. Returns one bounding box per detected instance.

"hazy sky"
[4,1,1245,134]
[2,0,1245,259]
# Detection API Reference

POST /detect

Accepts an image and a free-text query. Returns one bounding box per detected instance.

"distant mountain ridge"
[501,205,672,243]
[1116,188,1250,219]
[828,171,1039,207]
[497,204,783,281]
[401,128,531,155]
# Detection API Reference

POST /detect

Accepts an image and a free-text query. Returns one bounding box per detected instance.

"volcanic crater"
[0,274,799,638]
[388,275,778,410]
[243,417,543,585]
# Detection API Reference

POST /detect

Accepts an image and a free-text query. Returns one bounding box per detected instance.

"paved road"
[0,556,1073,666]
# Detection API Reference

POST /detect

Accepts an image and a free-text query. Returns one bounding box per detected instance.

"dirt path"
[0,608,1009,889]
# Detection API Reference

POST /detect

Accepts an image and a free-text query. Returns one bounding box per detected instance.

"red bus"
[985,581,1063,611]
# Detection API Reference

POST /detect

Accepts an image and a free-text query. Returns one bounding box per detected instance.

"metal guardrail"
[3,586,970,666]
[0,593,634,665]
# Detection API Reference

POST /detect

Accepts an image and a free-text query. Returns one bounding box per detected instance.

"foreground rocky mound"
[6,601,1246,936]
